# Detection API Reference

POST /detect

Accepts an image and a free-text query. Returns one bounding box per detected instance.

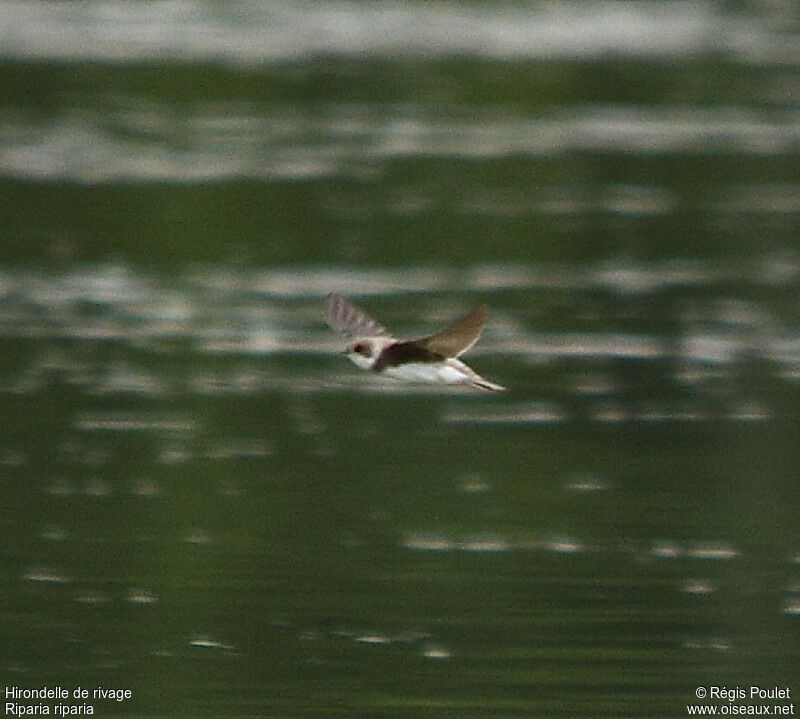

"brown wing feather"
[325,293,393,338]
[371,340,443,372]
[414,305,487,358]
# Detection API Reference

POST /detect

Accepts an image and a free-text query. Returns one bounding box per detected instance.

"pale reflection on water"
[2,256,799,359]
[1,0,762,64]
[4,103,800,181]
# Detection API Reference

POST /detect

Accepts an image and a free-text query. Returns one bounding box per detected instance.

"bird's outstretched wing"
[325,293,393,338]
[412,305,487,358]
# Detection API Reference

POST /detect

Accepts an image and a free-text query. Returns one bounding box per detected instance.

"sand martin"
[325,293,505,391]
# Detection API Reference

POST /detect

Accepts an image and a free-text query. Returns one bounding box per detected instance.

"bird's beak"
[340,349,349,355]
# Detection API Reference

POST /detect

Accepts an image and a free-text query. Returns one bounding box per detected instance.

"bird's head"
[341,337,392,370]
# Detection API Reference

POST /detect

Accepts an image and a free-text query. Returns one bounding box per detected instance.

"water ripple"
[3,103,799,182]
[3,1,788,65]
[1,261,799,404]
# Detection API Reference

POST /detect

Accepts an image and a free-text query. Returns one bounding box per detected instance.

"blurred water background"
[2,1,800,716]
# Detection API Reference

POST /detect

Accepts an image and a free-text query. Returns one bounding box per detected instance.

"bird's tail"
[472,378,506,392]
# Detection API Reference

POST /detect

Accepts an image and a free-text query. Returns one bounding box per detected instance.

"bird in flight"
[325,293,505,391]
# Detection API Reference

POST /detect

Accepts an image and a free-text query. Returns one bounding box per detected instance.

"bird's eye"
[353,343,365,355]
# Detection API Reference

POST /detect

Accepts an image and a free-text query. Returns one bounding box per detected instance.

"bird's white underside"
[345,342,476,385]
[383,361,472,384]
